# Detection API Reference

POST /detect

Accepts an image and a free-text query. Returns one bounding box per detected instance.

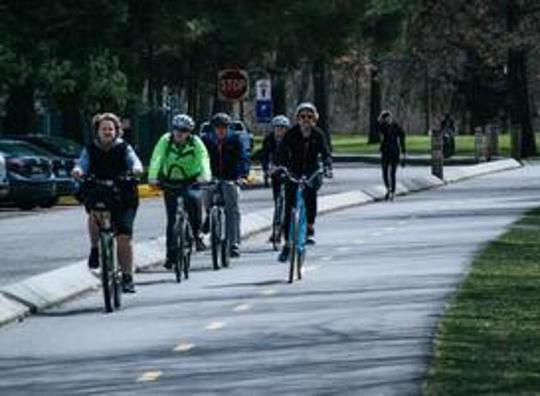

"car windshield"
[0,141,51,157]
[40,136,82,157]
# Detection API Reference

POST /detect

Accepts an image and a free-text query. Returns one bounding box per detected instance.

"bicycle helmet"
[271,115,290,128]
[172,114,195,131]
[295,102,319,119]
[211,112,231,127]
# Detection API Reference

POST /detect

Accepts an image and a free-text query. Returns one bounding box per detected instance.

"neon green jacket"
[148,133,211,183]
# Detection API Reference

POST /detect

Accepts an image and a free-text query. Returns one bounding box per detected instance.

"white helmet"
[172,114,195,131]
[271,115,290,128]
[295,102,319,119]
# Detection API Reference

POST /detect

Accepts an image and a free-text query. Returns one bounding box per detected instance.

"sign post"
[255,79,272,124]
[431,128,444,179]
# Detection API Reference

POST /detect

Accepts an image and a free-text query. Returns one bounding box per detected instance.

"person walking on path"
[378,110,406,201]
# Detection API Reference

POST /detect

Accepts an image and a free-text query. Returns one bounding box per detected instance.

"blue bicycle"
[281,167,323,283]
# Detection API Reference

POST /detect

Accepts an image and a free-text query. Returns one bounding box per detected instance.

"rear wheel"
[183,222,192,280]
[99,232,114,313]
[174,218,183,283]
[220,209,230,268]
[113,270,122,309]
[210,209,220,270]
[288,210,298,284]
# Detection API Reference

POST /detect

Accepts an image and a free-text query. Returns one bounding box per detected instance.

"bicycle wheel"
[174,218,184,283]
[210,208,220,270]
[220,209,230,268]
[183,221,193,280]
[288,209,298,284]
[99,231,114,313]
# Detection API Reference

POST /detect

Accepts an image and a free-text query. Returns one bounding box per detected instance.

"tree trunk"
[313,57,332,150]
[4,84,35,133]
[368,66,381,144]
[272,50,287,116]
[424,64,432,134]
[507,49,536,157]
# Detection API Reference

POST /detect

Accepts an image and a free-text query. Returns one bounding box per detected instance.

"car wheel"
[18,202,36,211]
[40,197,59,208]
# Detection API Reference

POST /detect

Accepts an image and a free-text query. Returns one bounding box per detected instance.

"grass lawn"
[253,133,528,157]
[423,208,540,395]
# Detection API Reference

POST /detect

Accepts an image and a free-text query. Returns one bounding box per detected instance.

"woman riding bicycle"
[148,114,211,269]
[72,112,143,293]
[262,115,290,243]
[277,102,332,262]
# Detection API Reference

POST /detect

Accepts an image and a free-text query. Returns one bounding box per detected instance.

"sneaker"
[389,191,395,201]
[88,247,99,270]
[122,273,136,293]
[278,245,290,262]
[306,227,316,245]
[230,244,240,258]
[384,191,391,201]
[195,237,206,252]
[163,257,174,270]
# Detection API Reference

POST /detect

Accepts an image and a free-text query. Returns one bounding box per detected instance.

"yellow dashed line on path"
[173,343,195,352]
[136,371,162,382]
[206,321,226,331]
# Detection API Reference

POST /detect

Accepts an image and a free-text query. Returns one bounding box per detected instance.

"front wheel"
[99,232,114,313]
[210,208,220,270]
[174,218,184,283]
[183,221,193,280]
[220,209,230,268]
[288,209,298,284]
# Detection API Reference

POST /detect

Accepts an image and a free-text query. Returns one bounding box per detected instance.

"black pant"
[271,174,284,203]
[283,183,317,242]
[382,156,399,192]
[164,188,202,261]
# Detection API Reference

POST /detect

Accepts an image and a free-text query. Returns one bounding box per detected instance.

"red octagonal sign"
[217,69,249,101]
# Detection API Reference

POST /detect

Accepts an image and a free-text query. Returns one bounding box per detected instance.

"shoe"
[195,237,206,252]
[163,257,174,270]
[385,191,390,201]
[268,234,276,243]
[306,227,316,245]
[122,273,136,293]
[88,247,99,269]
[389,191,395,201]
[278,245,290,262]
[230,245,240,258]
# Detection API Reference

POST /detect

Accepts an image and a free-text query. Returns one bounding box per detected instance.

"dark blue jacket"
[202,129,250,180]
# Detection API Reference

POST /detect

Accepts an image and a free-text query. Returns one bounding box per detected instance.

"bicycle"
[82,175,136,313]
[280,167,323,283]
[203,180,234,271]
[161,182,195,283]
[270,173,286,251]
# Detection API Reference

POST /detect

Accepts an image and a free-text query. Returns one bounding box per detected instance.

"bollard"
[511,124,522,161]
[431,128,443,179]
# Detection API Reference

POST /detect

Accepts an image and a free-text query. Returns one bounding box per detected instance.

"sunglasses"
[299,113,314,120]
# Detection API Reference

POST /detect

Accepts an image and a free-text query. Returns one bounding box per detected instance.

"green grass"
[253,134,526,157]
[423,208,540,395]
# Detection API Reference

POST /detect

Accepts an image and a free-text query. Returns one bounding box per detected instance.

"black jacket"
[379,121,406,160]
[202,131,250,181]
[261,133,284,172]
[278,125,332,177]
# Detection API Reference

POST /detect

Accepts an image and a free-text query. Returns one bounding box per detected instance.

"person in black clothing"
[201,113,250,258]
[378,110,406,201]
[72,113,143,293]
[277,102,332,262]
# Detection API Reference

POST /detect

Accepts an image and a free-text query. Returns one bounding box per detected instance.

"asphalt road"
[0,164,429,286]
[0,165,538,395]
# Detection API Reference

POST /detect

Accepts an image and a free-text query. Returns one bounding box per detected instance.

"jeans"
[382,156,399,193]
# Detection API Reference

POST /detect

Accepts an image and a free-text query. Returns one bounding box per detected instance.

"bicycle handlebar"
[274,167,323,185]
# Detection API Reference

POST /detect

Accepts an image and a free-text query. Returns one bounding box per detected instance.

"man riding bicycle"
[201,113,250,258]
[72,112,143,293]
[261,115,290,243]
[148,114,211,269]
[277,102,332,262]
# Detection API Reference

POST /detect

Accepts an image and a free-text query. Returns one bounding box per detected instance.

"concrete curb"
[0,159,523,326]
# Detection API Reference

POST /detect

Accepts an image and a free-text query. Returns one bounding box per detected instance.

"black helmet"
[211,112,231,127]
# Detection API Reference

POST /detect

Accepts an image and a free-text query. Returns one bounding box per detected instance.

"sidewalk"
[0,159,522,327]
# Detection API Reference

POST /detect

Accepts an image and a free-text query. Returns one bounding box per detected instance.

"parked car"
[1,137,78,200]
[198,120,254,153]
[0,140,56,210]
[0,152,9,200]
[2,134,82,159]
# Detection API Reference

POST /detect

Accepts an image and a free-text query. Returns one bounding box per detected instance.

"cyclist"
[378,110,406,201]
[277,102,332,262]
[148,114,211,269]
[201,112,250,258]
[262,115,290,243]
[72,112,143,293]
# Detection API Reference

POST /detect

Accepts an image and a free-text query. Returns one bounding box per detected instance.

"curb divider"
[0,159,522,327]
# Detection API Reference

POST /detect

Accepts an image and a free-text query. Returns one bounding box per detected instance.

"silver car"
[0,152,8,200]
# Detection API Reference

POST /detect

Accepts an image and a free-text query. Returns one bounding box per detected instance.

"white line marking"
[233,303,252,312]
[398,220,407,225]
[321,256,333,262]
[355,239,365,245]
[137,371,162,382]
[261,289,276,296]
[371,232,382,237]
[173,343,195,352]
[206,321,226,330]
[304,265,320,273]
[383,227,396,232]
[337,246,351,253]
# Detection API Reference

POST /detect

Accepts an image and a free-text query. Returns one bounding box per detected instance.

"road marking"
[321,256,333,262]
[304,265,320,273]
[355,239,365,245]
[383,227,396,232]
[398,220,407,225]
[261,288,276,296]
[137,371,162,382]
[206,321,226,330]
[337,246,351,253]
[233,303,252,312]
[173,343,195,352]
[371,232,382,237]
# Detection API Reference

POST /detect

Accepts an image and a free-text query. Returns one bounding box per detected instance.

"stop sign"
[217,69,249,101]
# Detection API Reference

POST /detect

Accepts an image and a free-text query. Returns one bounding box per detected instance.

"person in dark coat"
[378,110,406,201]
